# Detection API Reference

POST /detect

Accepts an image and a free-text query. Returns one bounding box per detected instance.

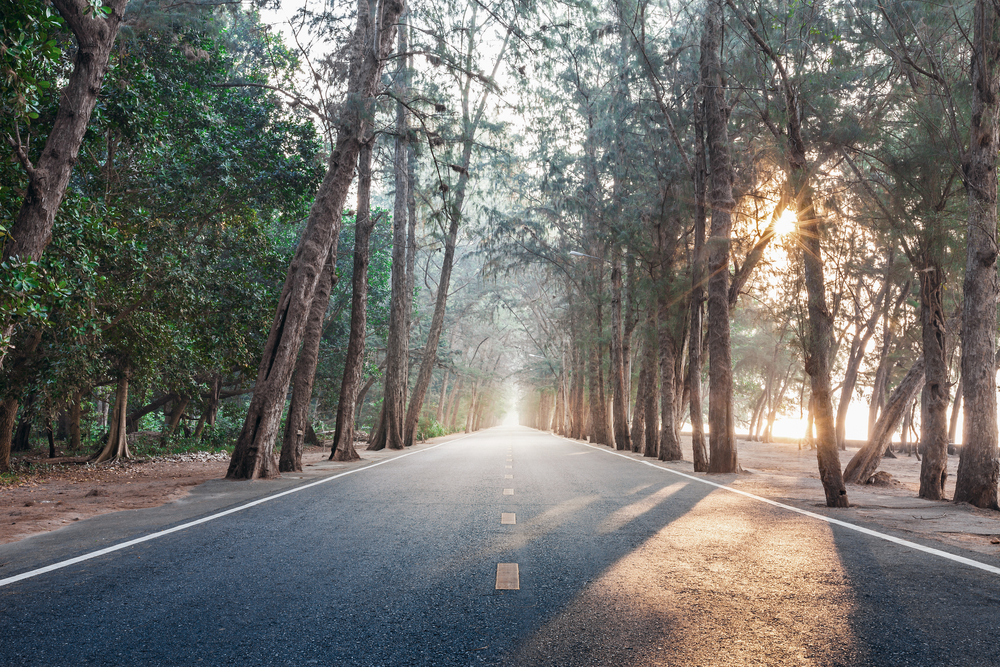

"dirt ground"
[0,445,332,545]
[3,432,1000,560]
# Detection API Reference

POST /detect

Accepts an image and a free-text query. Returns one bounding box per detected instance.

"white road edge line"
[563,436,1000,576]
[0,434,474,588]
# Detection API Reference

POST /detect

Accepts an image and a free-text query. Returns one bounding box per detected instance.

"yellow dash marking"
[504,474,512,479]
[505,465,512,469]
[501,513,516,525]
[503,488,514,495]
[496,563,519,590]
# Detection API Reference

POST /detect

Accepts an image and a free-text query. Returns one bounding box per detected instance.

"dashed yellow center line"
[496,563,519,590]
[501,513,516,525]
[505,465,512,469]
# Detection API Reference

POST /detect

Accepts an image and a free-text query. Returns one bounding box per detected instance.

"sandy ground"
[0,445,331,545]
[3,432,1000,560]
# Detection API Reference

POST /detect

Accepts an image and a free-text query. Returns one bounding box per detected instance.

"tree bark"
[70,393,82,450]
[280,249,337,473]
[643,315,659,458]
[728,0,845,503]
[227,0,403,479]
[95,370,131,463]
[701,0,738,473]
[436,369,450,424]
[0,398,17,472]
[689,98,709,471]
[844,357,925,484]
[2,0,127,265]
[954,0,1000,509]
[164,396,190,437]
[918,258,950,499]
[402,209,460,447]
[331,141,376,463]
[610,248,631,450]
[369,20,411,453]
[630,349,649,453]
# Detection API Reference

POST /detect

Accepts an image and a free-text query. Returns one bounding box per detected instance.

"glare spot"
[774,209,798,236]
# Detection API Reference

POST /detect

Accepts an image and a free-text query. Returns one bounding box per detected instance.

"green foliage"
[415,417,450,441]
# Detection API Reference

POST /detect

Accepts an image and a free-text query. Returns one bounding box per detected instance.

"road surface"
[2,426,1000,666]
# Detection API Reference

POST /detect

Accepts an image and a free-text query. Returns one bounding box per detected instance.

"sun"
[774,208,798,236]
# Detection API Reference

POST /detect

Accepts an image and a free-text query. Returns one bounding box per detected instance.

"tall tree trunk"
[369,14,412,453]
[955,0,1000,509]
[844,357,925,484]
[331,141,377,463]
[657,256,682,461]
[164,396,190,437]
[436,369,450,423]
[465,381,480,433]
[70,392,82,450]
[402,210,460,447]
[689,99,709,471]
[729,0,845,503]
[868,313,894,436]
[0,398,17,472]
[701,0,738,473]
[918,258,950,499]
[643,315,660,458]
[280,250,337,473]
[1,2,129,364]
[948,375,962,445]
[610,248,631,450]
[227,0,403,479]
[631,350,649,453]
[447,378,464,429]
[95,369,131,463]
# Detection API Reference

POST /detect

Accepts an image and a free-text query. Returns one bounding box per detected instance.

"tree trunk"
[330,141,377,463]
[701,0,738,473]
[955,0,1000,509]
[402,202,462,448]
[12,397,33,453]
[643,316,660,458]
[948,375,962,446]
[918,258,950,499]
[95,370,131,463]
[631,350,649,453]
[280,249,337,473]
[436,369,450,423]
[0,398,18,472]
[70,393,82,450]
[610,248,631,450]
[227,0,403,479]
[844,357,925,484]
[868,314,894,436]
[657,281,682,461]
[47,421,56,458]
[689,100,709,471]
[447,378,464,429]
[369,38,411,453]
[164,396,190,437]
[1,0,128,261]
[465,381,480,433]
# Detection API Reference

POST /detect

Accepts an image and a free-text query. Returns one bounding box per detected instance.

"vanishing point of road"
[2,426,999,666]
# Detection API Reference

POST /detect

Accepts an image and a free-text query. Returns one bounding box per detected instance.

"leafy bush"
[415,418,449,442]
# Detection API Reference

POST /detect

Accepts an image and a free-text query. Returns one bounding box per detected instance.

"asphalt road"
[2,426,1000,666]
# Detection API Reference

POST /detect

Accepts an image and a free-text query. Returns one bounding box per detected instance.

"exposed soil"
[0,445,331,545]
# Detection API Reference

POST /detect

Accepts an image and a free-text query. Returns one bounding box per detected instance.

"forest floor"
[3,432,1000,560]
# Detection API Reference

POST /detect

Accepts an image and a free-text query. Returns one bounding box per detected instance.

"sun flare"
[774,208,798,236]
